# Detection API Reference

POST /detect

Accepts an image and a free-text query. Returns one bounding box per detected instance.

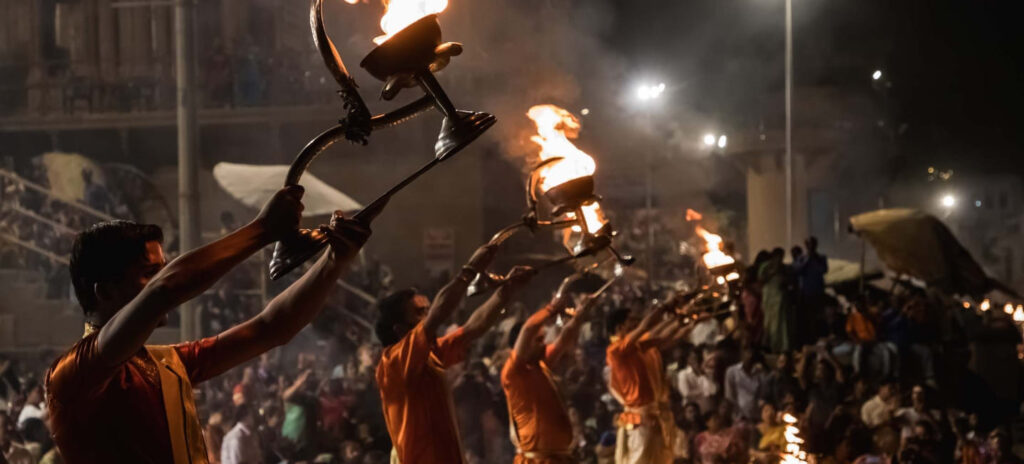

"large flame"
[527,104,596,193]
[373,0,448,45]
[695,225,735,269]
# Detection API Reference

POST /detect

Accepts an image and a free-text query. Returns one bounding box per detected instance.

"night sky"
[603,0,1024,176]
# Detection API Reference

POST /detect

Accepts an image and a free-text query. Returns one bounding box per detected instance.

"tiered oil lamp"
[466,159,634,296]
[269,0,495,280]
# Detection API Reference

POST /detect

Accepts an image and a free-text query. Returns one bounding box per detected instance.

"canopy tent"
[849,208,1015,298]
[213,163,361,217]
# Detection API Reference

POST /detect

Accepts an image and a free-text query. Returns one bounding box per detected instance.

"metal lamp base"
[435,110,496,161]
[269,228,330,281]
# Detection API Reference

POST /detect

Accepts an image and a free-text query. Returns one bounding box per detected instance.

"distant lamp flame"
[962,301,971,309]
[725,271,740,282]
[527,104,597,193]
[373,0,449,45]
[1005,303,1015,315]
[695,226,735,269]
[780,413,808,464]
[344,0,359,4]
[981,299,991,312]
[1014,306,1024,323]
[685,208,703,222]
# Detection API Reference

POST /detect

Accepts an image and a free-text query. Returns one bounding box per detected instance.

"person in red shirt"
[46,187,370,464]
[502,282,598,464]
[605,298,700,464]
[374,243,534,464]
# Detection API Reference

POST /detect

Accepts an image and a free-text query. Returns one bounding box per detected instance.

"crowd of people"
[1,213,1023,464]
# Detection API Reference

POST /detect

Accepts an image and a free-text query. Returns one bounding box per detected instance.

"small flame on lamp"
[1005,303,1015,315]
[725,271,740,281]
[1014,306,1024,323]
[568,202,607,234]
[981,299,991,312]
[527,105,597,193]
[373,0,449,45]
[781,413,808,464]
[695,226,736,269]
[685,208,703,222]
[962,301,971,309]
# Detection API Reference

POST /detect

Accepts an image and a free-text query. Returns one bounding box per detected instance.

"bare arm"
[623,304,665,347]
[546,294,597,366]
[282,369,312,402]
[462,266,534,342]
[422,244,498,337]
[513,303,560,364]
[201,215,371,374]
[96,188,303,367]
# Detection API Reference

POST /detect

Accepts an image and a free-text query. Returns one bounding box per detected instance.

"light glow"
[941,195,956,208]
[703,133,716,146]
[695,226,736,269]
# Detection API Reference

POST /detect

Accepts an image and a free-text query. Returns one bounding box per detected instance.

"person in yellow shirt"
[375,243,534,464]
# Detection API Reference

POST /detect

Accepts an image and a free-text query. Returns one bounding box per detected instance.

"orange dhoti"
[606,337,673,464]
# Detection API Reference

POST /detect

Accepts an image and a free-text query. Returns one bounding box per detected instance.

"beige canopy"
[849,208,1007,297]
[213,163,361,217]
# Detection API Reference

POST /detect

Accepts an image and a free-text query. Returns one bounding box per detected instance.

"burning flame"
[527,104,596,193]
[1005,303,1015,315]
[981,299,991,312]
[373,0,448,45]
[568,202,606,234]
[781,413,808,464]
[695,226,735,269]
[685,208,703,221]
[1014,306,1024,323]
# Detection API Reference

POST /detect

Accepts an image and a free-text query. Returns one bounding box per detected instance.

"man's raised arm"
[96,187,304,367]
[201,212,371,376]
[421,243,499,337]
[546,293,597,366]
[461,266,534,341]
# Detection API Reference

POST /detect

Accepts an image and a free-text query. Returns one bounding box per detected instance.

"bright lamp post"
[636,82,666,285]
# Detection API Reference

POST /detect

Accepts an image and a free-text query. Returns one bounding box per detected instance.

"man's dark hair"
[606,308,631,336]
[508,322,523,349]
[70,220,163,315]
[375,288,416,347]
[233,404,254,424]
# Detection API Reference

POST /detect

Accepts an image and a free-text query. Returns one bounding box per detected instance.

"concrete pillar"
[746,152,808,257]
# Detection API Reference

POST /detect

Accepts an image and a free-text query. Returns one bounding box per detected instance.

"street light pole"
[176,0,200,342]
[784,0,794,248]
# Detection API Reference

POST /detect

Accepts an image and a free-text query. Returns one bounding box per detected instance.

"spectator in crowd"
[760,248,796,353]
[221,404,262,464]
[14,382,44,429]
[724,345,766,423]
[893,385,942,442]
[794,237,829,342]
[760,350,803,409]
[676,346,718,415]
[861,380,899,429]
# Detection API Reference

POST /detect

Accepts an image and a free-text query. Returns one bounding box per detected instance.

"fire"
[373,0,449,45]
[981,299,991,312]
[1005,303,1015,315]
[1016,305,1024,322]
[527,104,596,193]
[685,208,703,221]
[781,413,808,464]
[695,226,735,269]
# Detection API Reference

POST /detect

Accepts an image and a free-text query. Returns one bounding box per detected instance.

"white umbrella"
[213,162,361,217]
